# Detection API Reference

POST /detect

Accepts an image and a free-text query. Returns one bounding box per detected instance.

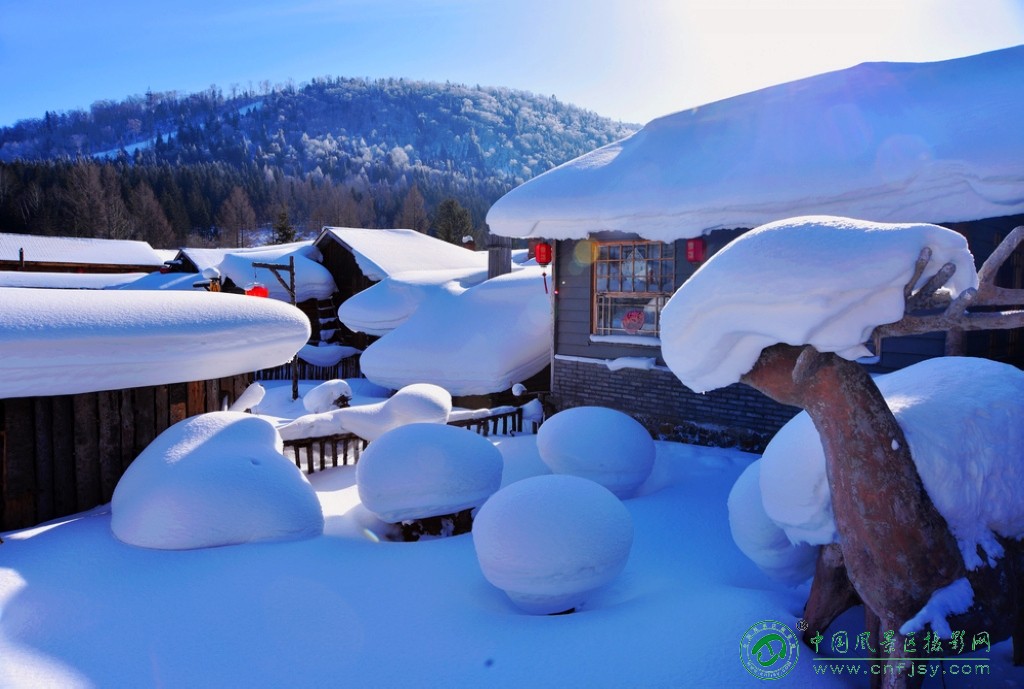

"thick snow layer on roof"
[757,356,1024,570]
[114,271,207,291]
[661,216,977,393]
[179,242,312,273]
[0,232,165,266]
[111,412,323,550]
[217,243,336,302]
[0,288,311,399]
[338,266,490,336]
[359,267,552,396]
[487,45,1024,241]
[0,271,147,289]
[319,227,485,281]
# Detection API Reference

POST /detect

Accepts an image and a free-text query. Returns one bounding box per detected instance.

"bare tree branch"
[874,227,1024,340]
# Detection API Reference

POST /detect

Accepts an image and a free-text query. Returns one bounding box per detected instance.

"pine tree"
[432,197,472,245]
[273,207,296,244]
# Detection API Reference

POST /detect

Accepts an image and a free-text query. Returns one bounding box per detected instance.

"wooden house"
[312,227,486,349]
[0,232,166,273]
[486,46,1024,449]
[0,288,310,531]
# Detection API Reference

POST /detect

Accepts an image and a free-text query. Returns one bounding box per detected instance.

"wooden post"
[33,398,55,523]
[97,390,120,502]
[3,399,37,529]
[168,383,187,425]
[133,386,156,457]
[52,396,76,516]
[290,255,299,401]
[487,234,513,279]
[72,393,100,511]
[119,389,136,472]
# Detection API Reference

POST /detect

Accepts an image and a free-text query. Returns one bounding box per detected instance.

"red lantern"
[245,282,270,298]
[534,241,553,267]
[685,237,706,263]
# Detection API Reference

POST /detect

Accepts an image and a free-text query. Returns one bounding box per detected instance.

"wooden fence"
[283,407,525,475]
[0,374,252,531]
[2,387,526,531]
[255,355,361,383]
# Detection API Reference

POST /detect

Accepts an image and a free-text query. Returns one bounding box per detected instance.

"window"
[592,240,675,338]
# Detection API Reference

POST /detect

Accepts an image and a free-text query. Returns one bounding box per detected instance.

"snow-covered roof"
[338,267,490,336]
[176,242,311,273]
[0,232,166,267]
[317,227,486,281]
[0,271,147,289]
[487,45,1024,241]
[0,288,311,399]
[128,242,338,302]
[359,266,552,396]
[217,243,337,302]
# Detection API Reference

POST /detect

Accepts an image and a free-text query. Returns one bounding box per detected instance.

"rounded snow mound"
[661,216,977,393]
[756,356,1024,570]
[473,474,633,614]
[727,459,819,585]
[303,379,353,413]
[536,406,654,498]
[356,423,503,523]
[338,383,452,442]
[111,412,324,550]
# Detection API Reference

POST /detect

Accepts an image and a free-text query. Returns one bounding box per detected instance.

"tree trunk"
[741,345,965,635]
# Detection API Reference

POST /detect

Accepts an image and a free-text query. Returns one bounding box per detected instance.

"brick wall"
[551,357,800,453]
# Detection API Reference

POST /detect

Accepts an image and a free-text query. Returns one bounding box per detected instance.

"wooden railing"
[282,407,525,475]
[282,433,368,475]
[447,408,523,436]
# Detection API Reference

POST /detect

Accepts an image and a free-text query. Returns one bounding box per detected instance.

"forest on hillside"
[0,78,637,248]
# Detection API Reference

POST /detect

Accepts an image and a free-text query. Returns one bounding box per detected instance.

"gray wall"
[546,214,1024,444]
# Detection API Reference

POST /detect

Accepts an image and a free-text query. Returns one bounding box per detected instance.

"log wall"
[0,373,252,531]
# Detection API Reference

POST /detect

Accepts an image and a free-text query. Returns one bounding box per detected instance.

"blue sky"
[1,0,1022,128]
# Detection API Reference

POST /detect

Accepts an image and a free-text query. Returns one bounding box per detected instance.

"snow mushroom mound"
[536,406,654,498]
[356,423,503,524]
[303,379,353,413]
[337,383,452,442]
[473,474,634,615]
[727,459,818,585]
[111,412,324,550]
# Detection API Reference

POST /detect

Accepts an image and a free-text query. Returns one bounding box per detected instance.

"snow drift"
[111,412,324,550]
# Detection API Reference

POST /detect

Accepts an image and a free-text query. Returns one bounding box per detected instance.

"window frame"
[590,239,675,340]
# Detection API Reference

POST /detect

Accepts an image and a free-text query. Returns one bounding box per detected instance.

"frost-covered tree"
[397,183,428,233]
[215,186,257,247]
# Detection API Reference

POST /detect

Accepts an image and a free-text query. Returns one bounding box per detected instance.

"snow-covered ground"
[0,429,1012,688]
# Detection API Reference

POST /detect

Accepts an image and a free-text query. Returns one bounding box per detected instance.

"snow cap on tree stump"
[660,216,977,393]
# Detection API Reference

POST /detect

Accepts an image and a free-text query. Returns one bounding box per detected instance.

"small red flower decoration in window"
[621,309,645,335]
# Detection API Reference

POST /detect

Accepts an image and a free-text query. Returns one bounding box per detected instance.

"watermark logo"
[740,619,800,680]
